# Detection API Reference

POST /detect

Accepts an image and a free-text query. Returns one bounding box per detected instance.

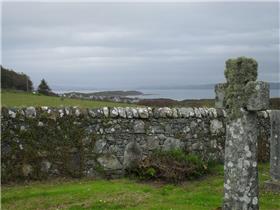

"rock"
[199,108,206,117]
[125,107,133,118]
[194,108,202,118]
[118,107,126,118]
[191,142,200,150]
[22,164,33,176]
[75,109,81,117]
[41,106,48,111]
[147,107,153,117]
[153,108,161,118]
[8,110,16,118]
[177,107,186,117]
[133,120,145,133]
[210,119,224,134]
[154,107,172,118]
[97,154,122,170]
[67,152,82,177]
[88,109,98,117]
[94,139,107,154]
[110,107,119,118]
[171,108,178,118]
[183,126,191,133]
[103,107,109,117]
[208,108,218,118]
[145,136,160,150]
[190,121,197,129]
[38,121,44,127]
[108,145,122,154]
[158,134,166,140]
[211,140,217,148]
[163,137,183,151]
[65,107,71,115]
[59,109,64,117]
[41,160,51,173]
[37,150,48,158]
[123,142,142,169]
[131,108,139,118]
[162,107,173,118]
[138,108,149,118]
[246,81,269,111]
[178,107,194,118]
[222,109,227,117]
[25,107,36,118]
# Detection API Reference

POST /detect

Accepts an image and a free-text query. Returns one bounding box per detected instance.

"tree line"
[1,66,55,96]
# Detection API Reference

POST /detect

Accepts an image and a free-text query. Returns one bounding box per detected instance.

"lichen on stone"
[224,57,258,120]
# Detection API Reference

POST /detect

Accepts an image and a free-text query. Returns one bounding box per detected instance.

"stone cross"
[215,57,269,210]
[265,110,280,191]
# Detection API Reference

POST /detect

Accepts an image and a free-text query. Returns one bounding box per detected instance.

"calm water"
[130,89,215,100]
[55,88,280,101]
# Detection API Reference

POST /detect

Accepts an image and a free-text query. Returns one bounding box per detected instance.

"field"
[2,90,279,109]
[1,91,135,108]
[1,164,280,210]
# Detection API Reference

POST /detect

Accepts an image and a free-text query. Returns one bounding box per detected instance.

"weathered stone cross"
[215,57,269,210]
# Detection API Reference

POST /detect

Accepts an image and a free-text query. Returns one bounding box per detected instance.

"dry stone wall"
[1,106,270,183]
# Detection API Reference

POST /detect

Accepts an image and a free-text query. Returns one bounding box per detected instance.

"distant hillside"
[64,90,143,97]
[270,82,280,89]
[140,82,280,90]
[137,98,280,109]
[1,66,33,92]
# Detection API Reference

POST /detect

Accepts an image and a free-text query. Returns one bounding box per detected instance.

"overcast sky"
[2,2,279,90]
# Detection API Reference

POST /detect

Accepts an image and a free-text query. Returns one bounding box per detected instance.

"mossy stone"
[224,57,257,84]
[224,57,258,120]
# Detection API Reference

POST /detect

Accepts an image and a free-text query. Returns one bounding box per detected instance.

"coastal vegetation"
[1,66,33,92]
[1,91,136,108]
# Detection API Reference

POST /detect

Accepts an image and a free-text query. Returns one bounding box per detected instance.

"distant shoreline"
[62,90,144,97]
[54,87,280,101]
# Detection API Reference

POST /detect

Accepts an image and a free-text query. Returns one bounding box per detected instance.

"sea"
[54,88,280,101]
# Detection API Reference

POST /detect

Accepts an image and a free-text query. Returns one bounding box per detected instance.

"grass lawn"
[1,91,135,108]
[1,164,279,210]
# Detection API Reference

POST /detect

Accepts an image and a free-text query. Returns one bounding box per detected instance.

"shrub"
[38,79,57,96]
[129,149,208,183]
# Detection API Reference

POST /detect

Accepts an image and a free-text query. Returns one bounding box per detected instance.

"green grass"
[1,91,136,108]
[2,164,279,210]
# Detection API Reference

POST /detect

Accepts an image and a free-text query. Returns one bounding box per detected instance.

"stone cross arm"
[215,81,270,111]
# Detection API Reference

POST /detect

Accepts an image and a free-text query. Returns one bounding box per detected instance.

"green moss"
[1,109,99,183]
[174,132,184,139]
[224,57,257,84]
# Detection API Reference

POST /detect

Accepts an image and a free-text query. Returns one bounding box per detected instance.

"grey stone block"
[215,83,226,109]
[246,81,269,111]
[97,154,122,170]
[123,142,142,169]
[270,110,280,181]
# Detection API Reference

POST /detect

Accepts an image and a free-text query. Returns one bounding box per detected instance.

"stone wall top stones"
[2,106,231,119]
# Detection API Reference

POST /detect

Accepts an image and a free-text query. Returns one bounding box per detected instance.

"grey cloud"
[2,2,279,89]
